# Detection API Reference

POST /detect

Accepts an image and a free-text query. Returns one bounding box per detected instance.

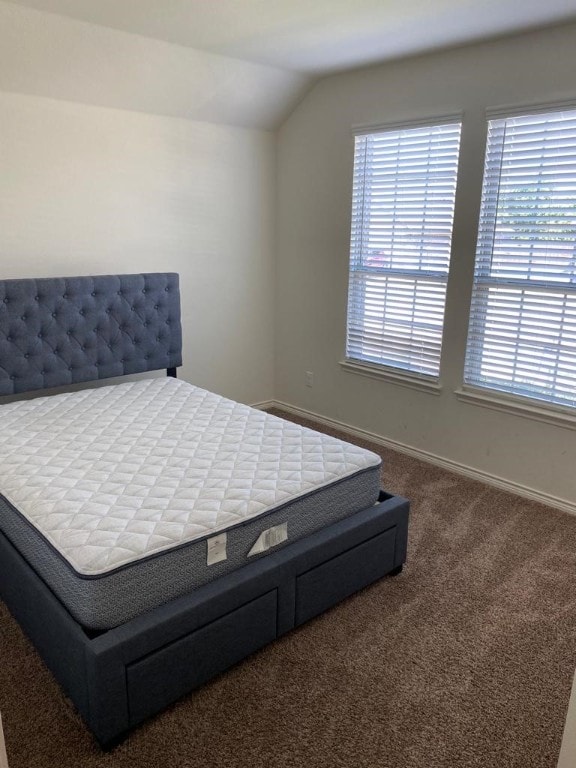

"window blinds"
[346,121,461,378]
[465,108,576,408]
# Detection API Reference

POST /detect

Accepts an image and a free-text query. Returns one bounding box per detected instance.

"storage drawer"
[127,589,278,725]
[295,527,396,626]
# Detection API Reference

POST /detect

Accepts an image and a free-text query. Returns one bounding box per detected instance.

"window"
[345,119,461,380]
[465,106,576,409]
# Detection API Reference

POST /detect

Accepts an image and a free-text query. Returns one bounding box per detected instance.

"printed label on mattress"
[207,533,227,565]
[248,522,288,557]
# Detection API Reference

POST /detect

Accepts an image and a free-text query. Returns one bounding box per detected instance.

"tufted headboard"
[0,273,182,396]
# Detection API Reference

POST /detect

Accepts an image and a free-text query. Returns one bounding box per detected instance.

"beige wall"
[276,24,576,505]
[0,91,276,404]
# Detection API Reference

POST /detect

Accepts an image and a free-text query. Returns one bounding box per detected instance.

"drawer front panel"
[295,527,396,626]
[127,589,278,725]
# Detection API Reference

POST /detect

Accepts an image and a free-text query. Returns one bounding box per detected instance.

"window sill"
[455,387,576,430]
[339,359,442,395]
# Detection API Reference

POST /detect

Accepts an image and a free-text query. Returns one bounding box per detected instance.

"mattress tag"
[207,533,227,565]
[248,522,288,557]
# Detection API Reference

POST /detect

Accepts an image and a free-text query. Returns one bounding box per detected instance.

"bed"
[0,272,409,748]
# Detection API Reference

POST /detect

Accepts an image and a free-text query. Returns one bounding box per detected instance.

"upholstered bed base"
[0,490,408,748]
[0,273,410,747]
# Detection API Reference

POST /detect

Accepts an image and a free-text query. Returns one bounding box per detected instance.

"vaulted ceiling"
[6,0,576,74]
[2,0,576,129]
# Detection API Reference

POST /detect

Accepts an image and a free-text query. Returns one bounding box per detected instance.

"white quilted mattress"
[0,377,381,578]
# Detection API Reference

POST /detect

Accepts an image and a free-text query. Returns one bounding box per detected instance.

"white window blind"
[465,107,576,409]
[346,120,461,378]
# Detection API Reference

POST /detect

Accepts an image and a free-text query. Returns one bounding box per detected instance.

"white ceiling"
[7,0,576,75]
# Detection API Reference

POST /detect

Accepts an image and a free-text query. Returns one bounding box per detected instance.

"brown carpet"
[1,410,576,768]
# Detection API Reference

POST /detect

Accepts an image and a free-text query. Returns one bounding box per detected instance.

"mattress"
[0,377,382,630]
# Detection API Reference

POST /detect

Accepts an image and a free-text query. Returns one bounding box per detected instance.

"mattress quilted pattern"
[0,378,381,576]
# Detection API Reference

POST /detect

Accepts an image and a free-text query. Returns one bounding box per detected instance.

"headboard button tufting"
[0,273,181,395]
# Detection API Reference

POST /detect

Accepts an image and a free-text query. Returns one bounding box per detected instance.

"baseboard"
[267,400,576,517]
[250,400,277,411]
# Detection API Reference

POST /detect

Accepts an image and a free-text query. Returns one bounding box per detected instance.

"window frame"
[342,115,462,389]
[463,101,576,415]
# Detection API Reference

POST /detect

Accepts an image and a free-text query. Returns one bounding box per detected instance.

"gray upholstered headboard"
[0,273,182,395]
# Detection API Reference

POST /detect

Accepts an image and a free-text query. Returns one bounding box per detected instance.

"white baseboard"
[249,400,277,411]
[265,400,576,517]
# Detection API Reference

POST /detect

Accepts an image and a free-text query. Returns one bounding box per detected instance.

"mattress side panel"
[0,465,380,630]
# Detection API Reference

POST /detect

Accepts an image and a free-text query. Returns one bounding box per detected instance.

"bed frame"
[0,273,409,748]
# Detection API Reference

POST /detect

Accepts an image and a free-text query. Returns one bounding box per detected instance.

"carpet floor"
[1,410,576,768]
